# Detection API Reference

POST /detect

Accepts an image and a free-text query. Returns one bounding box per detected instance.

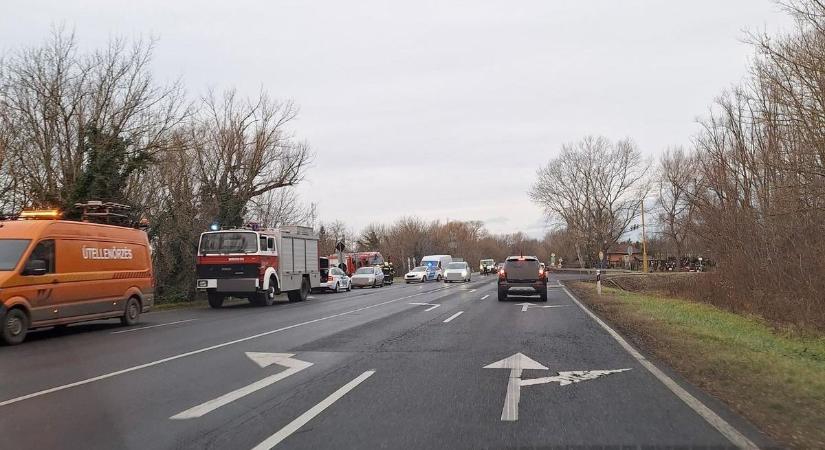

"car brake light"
[327,275,334,282]
[498,269,506,279]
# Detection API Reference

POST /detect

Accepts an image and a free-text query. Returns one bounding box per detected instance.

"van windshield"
[199,232,258,254]
[0,239,31,270]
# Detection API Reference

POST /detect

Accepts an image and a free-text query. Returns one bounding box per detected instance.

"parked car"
[443,261,471,283]
[350,266,385,288]
[404,266,430,283]
[320,266,351,293]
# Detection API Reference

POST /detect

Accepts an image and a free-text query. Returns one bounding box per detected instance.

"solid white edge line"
[561,286,759,450]
[110,319,198,334]
[443,311,464,323]
[251,370,375,450]
[0,288,448,407]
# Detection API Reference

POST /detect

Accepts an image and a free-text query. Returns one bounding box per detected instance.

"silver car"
[350,266,385,288]
[404,266,430,283]
[443,261,471,283]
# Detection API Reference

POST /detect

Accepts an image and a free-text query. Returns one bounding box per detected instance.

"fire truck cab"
[196,225,320,308]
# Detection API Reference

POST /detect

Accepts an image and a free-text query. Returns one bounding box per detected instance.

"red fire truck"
[328,251,384,276]
[195,225,320,308]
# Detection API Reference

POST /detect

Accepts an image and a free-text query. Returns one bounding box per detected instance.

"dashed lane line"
[0,287,448,407]
[111,319,198,334]
[443,311,464,323]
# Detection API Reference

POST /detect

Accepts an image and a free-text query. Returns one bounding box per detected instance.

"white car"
[404,266,430,283]
[443,261,471,283]
[351,266,385,288]
[320,266,351,293]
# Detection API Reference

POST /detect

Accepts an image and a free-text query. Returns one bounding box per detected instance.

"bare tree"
[529,136,650,267]
[655,147,700,257]
[192,89,312,227]
[0,28,186,208]
[248,187,316,228]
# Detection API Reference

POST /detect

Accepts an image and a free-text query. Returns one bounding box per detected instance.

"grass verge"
[568,281,825,449]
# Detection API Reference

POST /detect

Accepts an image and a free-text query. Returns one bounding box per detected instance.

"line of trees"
[0,30,314,300]
[318,217,548,272]
[530,0,825,328]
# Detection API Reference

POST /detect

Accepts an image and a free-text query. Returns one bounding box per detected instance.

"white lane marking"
[470,289,477,293]
[251,370,375,449]
[408,302,440,312]
[561,286,758,449]
[110,319,197,334]
[443,311,464,323]
[171,353,312,419]
[307,296,316,299]
[0,288,447,407]
[481,294,490,300]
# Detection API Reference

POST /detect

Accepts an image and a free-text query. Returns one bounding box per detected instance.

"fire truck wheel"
[288,277,310,302]
[255,279,276,306]
[207,292,225,308]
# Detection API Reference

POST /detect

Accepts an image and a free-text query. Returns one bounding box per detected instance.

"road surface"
[0,274,771,449]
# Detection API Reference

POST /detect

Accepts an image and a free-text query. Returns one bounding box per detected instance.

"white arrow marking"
[484,353,548,421]
[516,302,570,312]
[171,353,312,419]
[520,369,631,387]
[484,353,631,421]
[409,302,440,312]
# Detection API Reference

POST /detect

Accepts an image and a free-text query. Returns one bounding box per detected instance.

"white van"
[419,255,452,281]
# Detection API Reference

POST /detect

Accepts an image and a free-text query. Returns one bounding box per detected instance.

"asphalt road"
[0,273,772,449]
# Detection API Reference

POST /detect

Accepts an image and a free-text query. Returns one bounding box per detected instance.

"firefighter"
[381,261,396,285]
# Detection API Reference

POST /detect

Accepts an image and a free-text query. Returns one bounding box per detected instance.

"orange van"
[0,218,154,344]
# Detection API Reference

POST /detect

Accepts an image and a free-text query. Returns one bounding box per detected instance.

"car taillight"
[327,275,334,282]
[498,269,506,280]
[539,268,546,279]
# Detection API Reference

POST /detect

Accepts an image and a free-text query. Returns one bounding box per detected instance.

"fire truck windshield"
[199,232,258,255]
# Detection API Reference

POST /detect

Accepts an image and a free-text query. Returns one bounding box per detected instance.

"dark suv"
[497,256,548,302]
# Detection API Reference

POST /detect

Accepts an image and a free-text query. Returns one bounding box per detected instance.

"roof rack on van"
[75,201,134,227]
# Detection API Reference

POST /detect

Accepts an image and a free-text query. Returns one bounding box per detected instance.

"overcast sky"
[1,1,792,237]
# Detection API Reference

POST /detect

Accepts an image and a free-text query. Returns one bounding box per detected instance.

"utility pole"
[641,200,648,273]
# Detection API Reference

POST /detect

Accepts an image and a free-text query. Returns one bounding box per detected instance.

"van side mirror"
[23,259,47,276]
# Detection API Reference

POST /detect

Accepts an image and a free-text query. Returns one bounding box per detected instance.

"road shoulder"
[567,281,824,449]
